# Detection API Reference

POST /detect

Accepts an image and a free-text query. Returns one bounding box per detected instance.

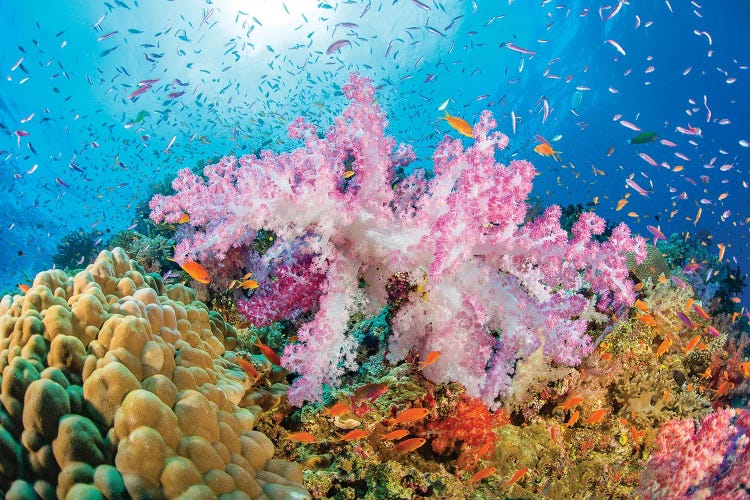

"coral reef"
[0,248,309,499]
[52,229,108,270]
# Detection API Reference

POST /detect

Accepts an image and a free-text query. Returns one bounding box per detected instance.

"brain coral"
[0,247,309,500]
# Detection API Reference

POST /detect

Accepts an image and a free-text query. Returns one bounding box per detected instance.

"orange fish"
[713,380,734,399]
[633,282,644,291]
[396,437,426,453]
[343,170,356,179]
[352,383,389,404]
[380,429,410,441]
[656,337,673,358]
[229,272,259,290]
[179,259,210,284]
[17,283,30,293]
[682,334,701,354]
[177,213,190,224]
[600,352,613,362]
[503,467,528,488]
[739,361,750,378]
[534,142,562,161]
[254,339,281,366]
[583,408,607,425]
[634,299,649,312]
[701,367,712,380]
[556,395,584,411]
[419,351,441,370]
[616,198,628,211]
[288,431,318,443]
[692,303,710,320]
[473,441,493,458]
[685,297,694,312]
[638,314,657,327]
[237,278,259,290]
[237,358,259,379]
[323,403,351,417]
[565,410,580,428]
[340,429,369,441]
[664,389,671,403]
[442,111,473,137]
[468,466,497,484]
[393,407,430,425]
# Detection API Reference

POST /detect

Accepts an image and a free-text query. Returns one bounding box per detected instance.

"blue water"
[1,0,748,300]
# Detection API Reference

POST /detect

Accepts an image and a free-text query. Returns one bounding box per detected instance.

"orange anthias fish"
[179,259,211,284]
[237,358,259,379]
[564,410,580,428]
[468,466,497,484]
[634,299,649,312]
[638,314,657,327]
[17,283,31,293]
[503,468,528,488]
[177,212,190,224]
[656,337,673,358]
[583,408,607,425]
[340,429,370,441]
[418,351,441,370]
[534,142,562,161]
[692,303,710,320]
[254,338,281,366]
[739,361,750,379]
[556,395,584,411]
[713,380,735,399]
[323,403,351,417]
[229,272,259,290]
[442,111,473,137]
[288,431,318,443]
[682,334,701,354]
[393,407,430,425]
[396,437,426,453]
[380,429,410,441]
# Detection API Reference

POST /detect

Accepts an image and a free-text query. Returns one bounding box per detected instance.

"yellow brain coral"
[0,247,309,499]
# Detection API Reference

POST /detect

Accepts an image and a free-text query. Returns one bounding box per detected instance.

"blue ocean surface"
[1,1,748,299]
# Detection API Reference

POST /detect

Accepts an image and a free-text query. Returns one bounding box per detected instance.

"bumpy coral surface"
[0,248,309,499]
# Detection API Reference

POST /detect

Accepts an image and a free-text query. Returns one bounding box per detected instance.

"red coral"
[426,394,509,463]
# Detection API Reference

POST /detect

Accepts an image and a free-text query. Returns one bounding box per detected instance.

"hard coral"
[151,73,646,408]
[0,248,309,499]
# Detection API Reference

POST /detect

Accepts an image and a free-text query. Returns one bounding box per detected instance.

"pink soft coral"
[638,408,750,499]
[150,73,646,406]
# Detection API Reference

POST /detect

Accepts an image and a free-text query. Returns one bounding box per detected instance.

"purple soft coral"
[150,73,646,407]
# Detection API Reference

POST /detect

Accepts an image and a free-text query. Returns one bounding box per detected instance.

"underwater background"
[1,1,750,499]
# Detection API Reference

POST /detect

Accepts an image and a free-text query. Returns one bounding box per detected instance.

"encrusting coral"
[0,247,310,499]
